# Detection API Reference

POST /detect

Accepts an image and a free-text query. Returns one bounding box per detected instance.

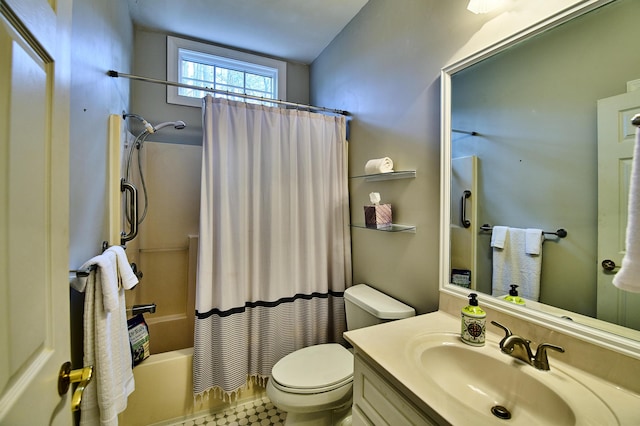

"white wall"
[69,0,133,366]
[69,0,133,265]
[311,0,495,314]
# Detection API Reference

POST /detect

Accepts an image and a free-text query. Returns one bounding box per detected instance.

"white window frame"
[167,35,287,108]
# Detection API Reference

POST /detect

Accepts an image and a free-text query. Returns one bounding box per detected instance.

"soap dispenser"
[503,284,526,306]
[461,293,486,346]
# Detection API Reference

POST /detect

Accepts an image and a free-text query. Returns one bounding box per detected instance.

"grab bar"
[461,190,471,228]
[121,179,138,244]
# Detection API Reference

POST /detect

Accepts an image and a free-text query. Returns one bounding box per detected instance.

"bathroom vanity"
[351,352,442,425]
[345,310,640,425]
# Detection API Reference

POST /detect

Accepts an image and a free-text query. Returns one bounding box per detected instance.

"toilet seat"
[271,344,353,394]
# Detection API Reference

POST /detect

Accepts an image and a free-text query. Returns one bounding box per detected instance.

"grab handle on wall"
[121,179,138,244]
[461,190,471,228]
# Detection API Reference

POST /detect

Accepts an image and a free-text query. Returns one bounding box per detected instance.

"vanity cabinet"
[349,170,417,233]
[352,354,440,426]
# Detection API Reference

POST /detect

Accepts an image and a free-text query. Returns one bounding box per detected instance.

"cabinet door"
[353,355,439,426]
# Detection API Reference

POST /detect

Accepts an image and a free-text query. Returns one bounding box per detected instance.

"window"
[167,36,287,108]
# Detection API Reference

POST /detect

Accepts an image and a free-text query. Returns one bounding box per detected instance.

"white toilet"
[266,284,415,425]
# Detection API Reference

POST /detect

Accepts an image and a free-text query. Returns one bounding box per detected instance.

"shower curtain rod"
[107,70,349,116]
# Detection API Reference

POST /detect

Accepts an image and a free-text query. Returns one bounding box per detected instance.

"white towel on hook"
[364,157,394,174]
[613,126,640,292]
[71,252,119,313]
[74,248,138,426]
[492,227,542,301]
[106,245,138,290]
[490,226,508,249]
[525,228,543,255]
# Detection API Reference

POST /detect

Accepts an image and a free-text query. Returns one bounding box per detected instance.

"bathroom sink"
[406,333,618,425]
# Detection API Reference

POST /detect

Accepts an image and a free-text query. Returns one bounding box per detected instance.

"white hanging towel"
[490,226,508,249]
[613,126,640,292]
[492,227,542,301]
[71,247,138,426]
[364,157,394,174]
[525,228,543,255]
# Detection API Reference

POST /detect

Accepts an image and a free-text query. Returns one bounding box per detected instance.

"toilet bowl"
[267,284,415,425]
[266,343,354,424]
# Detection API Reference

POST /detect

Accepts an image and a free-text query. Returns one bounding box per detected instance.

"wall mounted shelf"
[350,169,416,233]
[350,224,416,233]
[350,170,416,182]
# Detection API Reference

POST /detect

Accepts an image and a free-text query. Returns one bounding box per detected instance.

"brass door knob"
[58,362,93,412]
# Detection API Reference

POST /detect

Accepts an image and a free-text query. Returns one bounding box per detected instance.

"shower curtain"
[194,95,352,399]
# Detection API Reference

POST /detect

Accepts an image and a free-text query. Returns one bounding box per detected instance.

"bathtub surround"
[124,143,201,354]
[195,96,352,398]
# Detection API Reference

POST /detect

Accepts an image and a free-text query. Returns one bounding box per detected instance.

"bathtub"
[118,348,265,426]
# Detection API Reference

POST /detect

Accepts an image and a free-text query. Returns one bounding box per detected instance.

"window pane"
[176,51,277,104]
[182,61,214,82]
[215,67,244,89]
[246,73,272,93]
[179,78,210,98]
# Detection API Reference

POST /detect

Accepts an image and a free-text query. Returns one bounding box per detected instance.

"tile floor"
[166,396,286,426]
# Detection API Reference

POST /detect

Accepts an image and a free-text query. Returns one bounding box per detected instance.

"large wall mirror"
[441,0,640,356]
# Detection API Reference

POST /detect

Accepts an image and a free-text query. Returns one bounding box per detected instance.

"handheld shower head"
[123,113,154,133]
[152,120,187,132]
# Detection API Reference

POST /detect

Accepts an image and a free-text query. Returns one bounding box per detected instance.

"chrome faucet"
[491,321,565,371]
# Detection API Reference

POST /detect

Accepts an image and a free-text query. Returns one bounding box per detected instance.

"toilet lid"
[271,344,353,392]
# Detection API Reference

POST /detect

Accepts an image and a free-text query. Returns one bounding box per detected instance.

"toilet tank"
[344,284,415,330]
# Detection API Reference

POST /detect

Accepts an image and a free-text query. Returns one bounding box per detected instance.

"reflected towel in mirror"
[525,229,543,255]
[613,127,640,293]
[492,227,542,301]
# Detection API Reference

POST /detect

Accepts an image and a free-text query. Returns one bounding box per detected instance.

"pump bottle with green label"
[503,284,526,306]
[461,293,486,346]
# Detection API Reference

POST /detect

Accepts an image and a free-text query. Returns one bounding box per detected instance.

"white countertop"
[344,311,640,425]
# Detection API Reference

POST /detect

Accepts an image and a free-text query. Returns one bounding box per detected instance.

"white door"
[597,89,640,330]
[0,0,73,424]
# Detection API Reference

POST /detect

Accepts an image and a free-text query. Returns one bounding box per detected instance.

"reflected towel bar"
[480,224,567,238]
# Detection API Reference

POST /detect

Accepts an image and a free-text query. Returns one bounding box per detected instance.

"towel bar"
[480,224,567,238]
[69,241,136,278]
[127,303,156,315]
[70,264,98,278]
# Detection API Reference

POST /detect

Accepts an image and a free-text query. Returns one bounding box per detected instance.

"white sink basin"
[406,332,618,425]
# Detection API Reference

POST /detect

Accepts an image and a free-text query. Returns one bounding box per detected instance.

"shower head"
[123,113,154,133]
[151,120,187,132]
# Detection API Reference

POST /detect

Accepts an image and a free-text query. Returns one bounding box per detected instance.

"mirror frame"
[439,0,640,360]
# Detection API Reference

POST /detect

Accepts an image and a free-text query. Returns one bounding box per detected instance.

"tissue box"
[364,204,392,228]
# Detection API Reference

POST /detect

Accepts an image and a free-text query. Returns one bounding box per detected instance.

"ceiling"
[127,0,370,64]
